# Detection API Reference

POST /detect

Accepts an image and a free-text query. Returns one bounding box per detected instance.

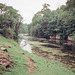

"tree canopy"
[0,3,23,40]
[28,1,75,40]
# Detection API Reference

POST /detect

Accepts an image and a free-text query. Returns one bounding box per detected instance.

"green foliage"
[19,23,28,34]
[0,27,14,38]
[28,1,75,40]
[71,34,75,42]
[28,3,58,39]
[58,0,75,40]
[0,3,23,40]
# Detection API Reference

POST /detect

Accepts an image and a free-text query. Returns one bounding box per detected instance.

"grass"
[0,36,75,75]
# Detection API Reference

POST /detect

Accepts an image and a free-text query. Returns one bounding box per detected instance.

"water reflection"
[20,39,32,53]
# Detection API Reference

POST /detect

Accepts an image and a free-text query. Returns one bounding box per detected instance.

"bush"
[0,27,14,38]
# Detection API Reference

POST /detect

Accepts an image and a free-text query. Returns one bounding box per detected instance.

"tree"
[58,0,75,40]
[28,1,75,40]
[0,3,23,40]
[19,23,28,34]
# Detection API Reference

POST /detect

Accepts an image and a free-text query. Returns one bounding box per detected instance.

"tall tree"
[28,1,75,40]
[0,3,23,40]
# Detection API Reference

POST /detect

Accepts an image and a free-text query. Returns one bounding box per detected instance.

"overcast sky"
[0,0,67,24]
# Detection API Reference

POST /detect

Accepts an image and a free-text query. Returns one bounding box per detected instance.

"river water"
[19,34,75,70]
[20,39,32,53]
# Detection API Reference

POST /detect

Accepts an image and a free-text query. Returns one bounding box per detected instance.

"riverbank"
[0,36,75,75]
[19,35,75,70]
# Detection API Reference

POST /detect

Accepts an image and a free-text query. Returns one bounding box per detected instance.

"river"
[19,34,75,70]
[19,34,32,53]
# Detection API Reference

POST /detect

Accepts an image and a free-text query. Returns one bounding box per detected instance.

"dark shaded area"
[62,44,75,54]
[40,38,75,54]
[41,44,60,48]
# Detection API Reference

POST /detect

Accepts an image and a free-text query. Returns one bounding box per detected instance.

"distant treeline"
[28,0,75,40]
[0,3,23,41]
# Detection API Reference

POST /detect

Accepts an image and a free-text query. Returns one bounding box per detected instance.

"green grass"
[0,36,75,75]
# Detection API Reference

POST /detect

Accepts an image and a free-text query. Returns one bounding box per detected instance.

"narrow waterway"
[20,39,32,53]
[19,34,75,70]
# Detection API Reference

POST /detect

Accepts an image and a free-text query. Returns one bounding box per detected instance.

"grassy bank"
[0,36,75,75]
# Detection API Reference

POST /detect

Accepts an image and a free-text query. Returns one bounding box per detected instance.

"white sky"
[0,0,67,24]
